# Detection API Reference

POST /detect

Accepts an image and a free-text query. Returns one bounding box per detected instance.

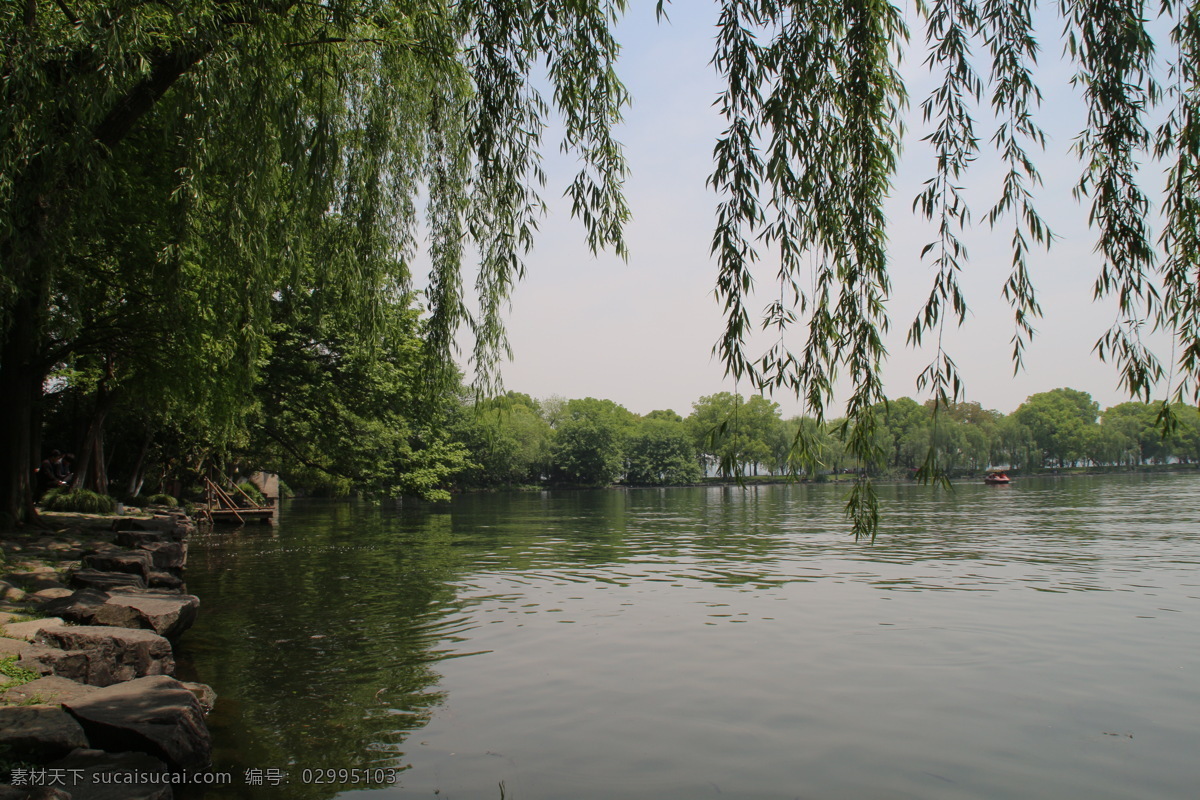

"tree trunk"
[126,425,153,498]
[0,141,62,528]
[0,32,212,526]
[72,381,118,496]
[0,294,48,527]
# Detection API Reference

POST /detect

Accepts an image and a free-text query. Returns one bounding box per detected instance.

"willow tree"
[0,0,628,525]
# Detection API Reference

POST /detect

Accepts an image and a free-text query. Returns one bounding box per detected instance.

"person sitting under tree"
[37,450,67,498]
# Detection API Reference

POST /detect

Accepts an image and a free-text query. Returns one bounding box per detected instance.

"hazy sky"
[447,3,1179,417]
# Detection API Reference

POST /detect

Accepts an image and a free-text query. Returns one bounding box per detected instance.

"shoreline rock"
[1,511,215,797]
[42,590,199,640]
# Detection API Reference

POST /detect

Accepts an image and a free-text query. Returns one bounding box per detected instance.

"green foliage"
[687,393,782,478]
[772,415,837,477]
[455,393,552,488]
[145,494,178,508]
[549,398,636,487]
[235,482,266,508]
[250,280,470,501]
[454,386,1198,489]
[0,655,38,689]
[625,417,702,485]
[1013,389,1102,467]
[39,488,116,514]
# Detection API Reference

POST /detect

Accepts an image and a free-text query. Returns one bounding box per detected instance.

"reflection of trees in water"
[181,502,469,799]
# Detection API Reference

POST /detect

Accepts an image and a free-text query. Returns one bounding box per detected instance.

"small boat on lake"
[984,471,1012,485]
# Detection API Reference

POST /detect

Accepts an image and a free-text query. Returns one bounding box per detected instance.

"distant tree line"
[39,372,1200,504]
[448,387,1200,490]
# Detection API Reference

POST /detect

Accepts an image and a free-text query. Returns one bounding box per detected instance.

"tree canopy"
[0,0,628,523]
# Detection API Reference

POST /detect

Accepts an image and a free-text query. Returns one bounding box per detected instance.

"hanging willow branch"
[657,0,1200,537]
[1064,0,1163,402]
[706,0,907,539]
[1157,0,1200,409]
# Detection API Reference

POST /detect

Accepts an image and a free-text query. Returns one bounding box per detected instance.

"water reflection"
[180,473,1200,799]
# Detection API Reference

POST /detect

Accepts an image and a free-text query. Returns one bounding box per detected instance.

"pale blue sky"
[452,2,1179,416]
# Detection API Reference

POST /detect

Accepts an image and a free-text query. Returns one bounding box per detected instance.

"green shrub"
[236,481,265,507]
[40,488,116,514]
[145,493,178,507]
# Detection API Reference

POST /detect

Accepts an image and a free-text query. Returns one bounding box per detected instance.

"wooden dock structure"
[202,475,278,525]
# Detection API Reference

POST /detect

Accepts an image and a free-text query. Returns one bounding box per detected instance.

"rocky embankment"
[0,511,213,800]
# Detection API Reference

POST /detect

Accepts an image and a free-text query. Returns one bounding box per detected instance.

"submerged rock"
[180,681,217,714]
[49,748,175,799]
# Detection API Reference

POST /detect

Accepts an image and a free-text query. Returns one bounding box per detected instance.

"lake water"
[177,473,1200,799]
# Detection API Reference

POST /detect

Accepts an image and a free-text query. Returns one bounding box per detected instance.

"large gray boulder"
[1,676,99,706]
[136,541,187,571]
[15,642,90,680]
[2,573,69,594]
[102,592,196,638]
[42,590,198,639]
[111,514,194,541]
[113,530,170,548]
[0,635,30,658]
[34,626,174,686]
[110,535,188,570]
[0,705,89,760]
[29,587,74,604]
[63,677,211,771]
[40,589,123,626]
[1,618,67,642]
[49,748,175,799]
[69,570,146,592]
[81,551,152,581]
[146,571,184,591]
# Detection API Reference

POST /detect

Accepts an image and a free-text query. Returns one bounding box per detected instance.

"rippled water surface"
[179,474,1200,799]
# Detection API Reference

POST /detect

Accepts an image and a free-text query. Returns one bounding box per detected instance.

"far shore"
[453,462,1200,495]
